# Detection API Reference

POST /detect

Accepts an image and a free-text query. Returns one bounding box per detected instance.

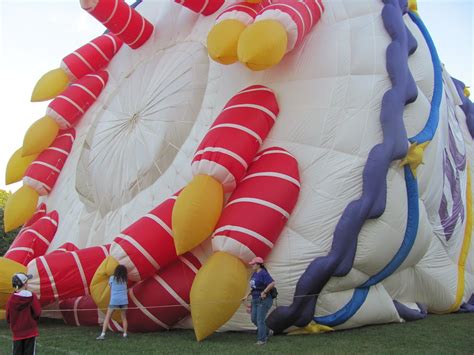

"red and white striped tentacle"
[191,85,279,193]
[23,129,76,196]
[125,251,202,332]
[109,195,179,282]
[19,203,47,234]
[60,295,102,327]
[175,0,225,16]
[47,71,108,129]
[84,0,154,49]
[254,0,324,52]
[215,1,268,25]
[212,147,300,263]
[61,34,123,81]
[27,244,111,306]
[49,242,79,254]
[5,211,59,266]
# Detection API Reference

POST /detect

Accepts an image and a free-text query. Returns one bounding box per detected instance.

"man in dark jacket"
[6,273,41,355]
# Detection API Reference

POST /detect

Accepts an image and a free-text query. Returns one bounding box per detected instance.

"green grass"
[1,314,473,354]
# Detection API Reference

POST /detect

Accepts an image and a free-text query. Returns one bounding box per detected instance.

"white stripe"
[47,147,69,156]
[39,216,58,227]
[238,87,273,95]
[73,297,82,326]
[129,288,169,329]
[302,2,313,28]
[253,149,295,162]
[56,133,75,143]
[271,3,306,35]
[30,161,61,174]
[104,34,118,53]
[199,0,210,13]
[71,52,94,72]
[99,245,109,257]
[89,41,110,61]
[209,123,263,144]
[194,147,248,170]
[87,73,106,88]
[222,104,277,121]
[227,198,290,218]
[223,4,259,16]
[212,236,257,263]
[128,16,147,47]
[104,0,119,24]
[144,214,173,237]
[153,275,190,311]
[242,172,301,188]
[170,196,178,201]
[214,225,274,248]
[314,0,323,20]
[110,319,123,332]
[71,83,97,100]
[56,95,85,114]
[119,233,160,270]
[27,229,51,246]
[39,256,59,300]
[6,247,35,254]
[179,256,198,274]
[116,6,132,36]
[71,252,89,295]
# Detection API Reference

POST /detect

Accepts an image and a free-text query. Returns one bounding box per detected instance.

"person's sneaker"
[96,334,105,340]
[268,329,274,337]
[123,333,128,338]
[255,341,266,345]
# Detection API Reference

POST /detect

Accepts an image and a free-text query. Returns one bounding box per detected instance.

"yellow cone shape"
[5,148,39,185]
[4,186,39,232]
[0,257,27,308]
[90,255,122,322]
[287,321,334,335]
[207,20,247,65]
[172,175,223,255]
[237,20,288,71]
[465,87,471,98]
[31,68,69,102]
[191,252,248,341]
[22,116,59,157]
[246,0,262,3]
[0,309,5,320]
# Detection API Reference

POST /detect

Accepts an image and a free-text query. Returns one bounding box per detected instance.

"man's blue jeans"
[251,296,273,342]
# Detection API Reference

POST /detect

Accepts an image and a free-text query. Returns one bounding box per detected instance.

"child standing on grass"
[96,265,129,340]
[6,273,42,355]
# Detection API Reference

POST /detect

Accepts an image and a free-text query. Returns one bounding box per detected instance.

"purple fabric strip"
[266,0,418,333]
[393,300,428,321]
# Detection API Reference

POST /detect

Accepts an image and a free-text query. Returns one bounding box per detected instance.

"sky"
[0,0,473,193]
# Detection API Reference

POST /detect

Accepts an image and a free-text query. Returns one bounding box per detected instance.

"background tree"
[0,189,20,256]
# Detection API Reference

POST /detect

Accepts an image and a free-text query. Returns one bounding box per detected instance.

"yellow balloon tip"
[4,186,39,232]
[237,20,288,71]
[5,148,39,185]
[22,116,59,157]
[172,175,224,255]
[191,252,248,341]
[207,20,247,65]
[0,257,27,308]
[31,68,70,102]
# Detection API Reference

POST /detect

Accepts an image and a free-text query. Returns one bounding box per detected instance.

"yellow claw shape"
[22,116,59,157]
[0,257,27,308]
[464,87,471,98]
[400,141,429,177]
[237,20,288,71]
[31,68,70,102]
[172,175,224,255]
[190,252,248,341]
[90,255,122,322]
[4,186,39,232]
[408,0,418,13]
[287,321,335,335]
[5,148,39,185]
[207,20,247,65]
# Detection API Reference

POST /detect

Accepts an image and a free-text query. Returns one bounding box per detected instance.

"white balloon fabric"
[28,0,474,333]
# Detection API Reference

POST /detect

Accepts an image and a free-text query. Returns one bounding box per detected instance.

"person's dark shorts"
[109,304,127,309]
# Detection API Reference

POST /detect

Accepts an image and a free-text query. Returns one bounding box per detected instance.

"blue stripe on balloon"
[313,11,443,327]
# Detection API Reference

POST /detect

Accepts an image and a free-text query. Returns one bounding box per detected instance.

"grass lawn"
[0,314,473,354]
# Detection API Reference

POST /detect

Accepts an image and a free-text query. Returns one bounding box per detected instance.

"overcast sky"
[0,0,472,192]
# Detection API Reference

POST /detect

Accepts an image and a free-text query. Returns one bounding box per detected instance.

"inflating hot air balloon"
[2,0,474,342]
